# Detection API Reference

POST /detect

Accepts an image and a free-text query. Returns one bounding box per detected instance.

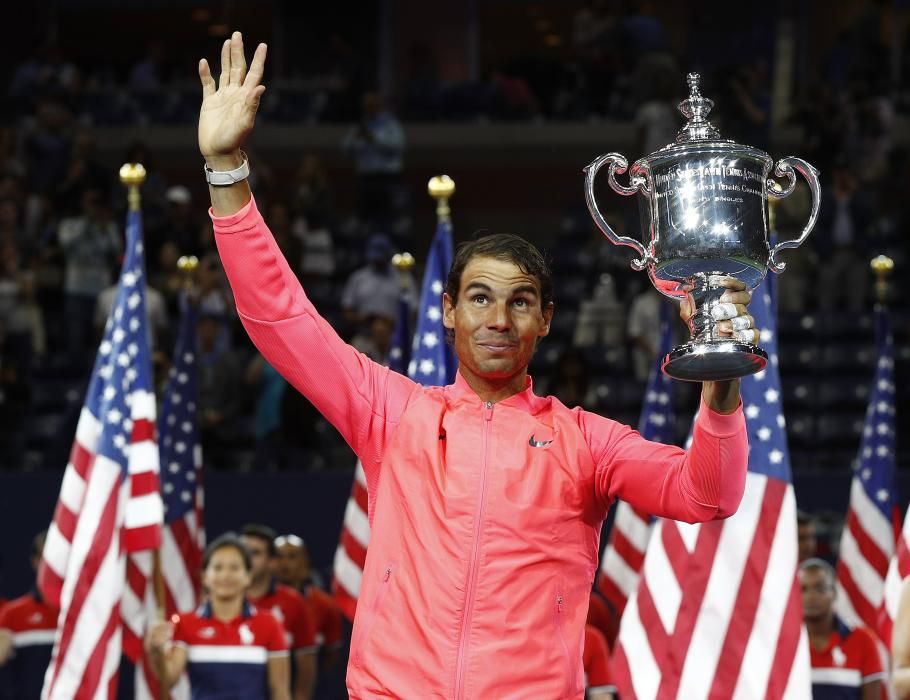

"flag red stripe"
[332,580,358,621]
[837,562,879,630]
[45,478,121,696]
[122,626,142,664]
[661,521,692,584]
[341,529,368,568]
[608,528,646,574]
[71,440,93,480]
[37,565,64,608]
[131,418,155,443]
[124,523,161,552]
[353,481,368,512]
[74,603,121,700]
[169,516,202,597]
[766,573,804,698]
[597,575,629,617]
[54,503,78,546]
[657,522,723,699]
[708,479,786,698]
[130,470,160,498]
[633,578,671,675]
[608,641,634,697]
[846,509,891,576]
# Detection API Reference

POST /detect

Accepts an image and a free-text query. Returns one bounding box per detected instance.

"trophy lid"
[675,73,722,143]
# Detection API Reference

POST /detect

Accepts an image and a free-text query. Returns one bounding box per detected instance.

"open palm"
[198,32,267,159]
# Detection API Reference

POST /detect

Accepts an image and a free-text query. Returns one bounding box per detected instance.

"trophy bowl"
[584,73,820,382]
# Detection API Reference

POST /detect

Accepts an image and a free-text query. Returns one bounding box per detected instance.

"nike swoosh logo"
[529,434,554,448]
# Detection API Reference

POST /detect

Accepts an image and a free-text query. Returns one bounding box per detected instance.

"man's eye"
[513,298,529,308]
[472,295,487,304]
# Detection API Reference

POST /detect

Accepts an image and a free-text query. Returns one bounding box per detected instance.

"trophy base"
[662,341,768,382]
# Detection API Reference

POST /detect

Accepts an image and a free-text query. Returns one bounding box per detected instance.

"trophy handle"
[583,153,651,271]
[766,156,821,274]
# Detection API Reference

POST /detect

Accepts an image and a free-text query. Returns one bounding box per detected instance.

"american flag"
[612,281,812,699]
[597,303,675,618]
[836,305,898,637]
[133,295,205,700]
[332,217,455,620]
[39,205,163,699]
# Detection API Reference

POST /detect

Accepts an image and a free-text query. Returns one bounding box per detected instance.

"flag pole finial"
[428,175,455,222]
[871,255,894,304]
[119,163,147,212]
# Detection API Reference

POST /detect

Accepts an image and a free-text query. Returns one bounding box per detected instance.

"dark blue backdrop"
[0,468,906,599]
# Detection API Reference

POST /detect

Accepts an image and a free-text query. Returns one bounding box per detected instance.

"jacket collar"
[449,369,549,414]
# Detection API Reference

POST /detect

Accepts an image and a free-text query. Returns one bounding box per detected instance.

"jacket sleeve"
[209,196,418,497]
[584,398,748,523]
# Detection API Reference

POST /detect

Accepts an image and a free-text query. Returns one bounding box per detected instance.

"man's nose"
[486,302,511,330]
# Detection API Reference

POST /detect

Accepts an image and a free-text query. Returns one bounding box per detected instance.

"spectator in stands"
[0,239,45,361]
[197,311,245,465]
[22,97,74,196]
[0,531,59,700]
[626,285,662,381]
[145,533,291,699]
[245,352,289,471]
[266,201,304,280]
[291,154,333,231]
[797,510,819,563]
[274,533,344,674]
[93,273,169,351]
[801,558,884,698]
[341,91,405,229]
[148,185,202,268]
[350,313,396,365]
[583,624,616,700]
[56,129,111,216]
[587,590,620,651]
[815,160,871,313]
[57,187,122,359]
[535,347,595,410]
[634,66,678,157]
[341,233,415,328]
[241,524,318,700]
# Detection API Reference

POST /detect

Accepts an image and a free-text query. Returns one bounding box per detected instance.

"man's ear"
[443,293,456,330]
[540,302,554,337]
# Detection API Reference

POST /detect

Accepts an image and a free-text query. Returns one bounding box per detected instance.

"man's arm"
[293,649,316,700]
[862,679,882,700]
[197,32,417,488]
[0,629,12,666]
[893,579,910,698]
[267,655,292,700]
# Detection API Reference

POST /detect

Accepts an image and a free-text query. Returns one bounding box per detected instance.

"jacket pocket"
[352,564,394,667]
[554,591,575,690]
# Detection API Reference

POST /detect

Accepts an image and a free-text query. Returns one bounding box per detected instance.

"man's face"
[800,567,835,622]
[797,522,817,562]
[443,256,552,385]
[274,543,308,586]
[241,535,271,584]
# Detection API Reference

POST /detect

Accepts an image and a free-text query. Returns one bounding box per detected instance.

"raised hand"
[198,31,267,166]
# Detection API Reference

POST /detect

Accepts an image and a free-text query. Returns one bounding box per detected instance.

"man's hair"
[32,530,47,558]
[799,557,835,587]
[444,233,553,341]
[203,533,252,571]
[240,523,278,557]
[796,509,815,527]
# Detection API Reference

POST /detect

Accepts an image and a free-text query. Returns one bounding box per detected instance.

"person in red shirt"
[586,590,620,651]
[146,533,291,699]
[241,524,317,700]
[274,533,344,672]
[0,531,58,700]
[583,624,616,700]
[801,558,884,699]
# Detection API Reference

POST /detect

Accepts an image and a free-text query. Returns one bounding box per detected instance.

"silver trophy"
[584,73,820,381]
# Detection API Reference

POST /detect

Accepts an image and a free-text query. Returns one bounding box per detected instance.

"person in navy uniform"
[145,533,291,700]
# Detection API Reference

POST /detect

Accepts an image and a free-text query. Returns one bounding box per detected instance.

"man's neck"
[247,576,271,599]
[459,368,528,404]
[805,615,834,649]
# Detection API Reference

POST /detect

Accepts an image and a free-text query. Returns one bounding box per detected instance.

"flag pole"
[121,162,169,700]
[871,254,894,306]
[428,174,455,223]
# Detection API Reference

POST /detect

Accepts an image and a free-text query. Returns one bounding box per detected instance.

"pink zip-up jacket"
[211,197,749,699]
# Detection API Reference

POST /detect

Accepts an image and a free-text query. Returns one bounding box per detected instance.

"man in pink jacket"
[195,33,754,699]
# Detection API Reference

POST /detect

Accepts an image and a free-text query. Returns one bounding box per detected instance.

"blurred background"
[0,0,908,608]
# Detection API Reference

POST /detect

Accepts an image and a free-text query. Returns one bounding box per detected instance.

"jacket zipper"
[555,592,574,688]
[454,400,494,699]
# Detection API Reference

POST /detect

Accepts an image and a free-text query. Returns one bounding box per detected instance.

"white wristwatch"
[204,152,250,186]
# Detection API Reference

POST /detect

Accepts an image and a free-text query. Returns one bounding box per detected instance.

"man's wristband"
[204,151,250,186]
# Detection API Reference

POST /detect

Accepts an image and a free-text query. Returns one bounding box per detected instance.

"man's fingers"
[219,39,231,89]
[230,31,247,85]
[711,303,749,321]
[244,43,268,87]
[246,84,266,112]
[708,274,747,291]
[199,59,216,98]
